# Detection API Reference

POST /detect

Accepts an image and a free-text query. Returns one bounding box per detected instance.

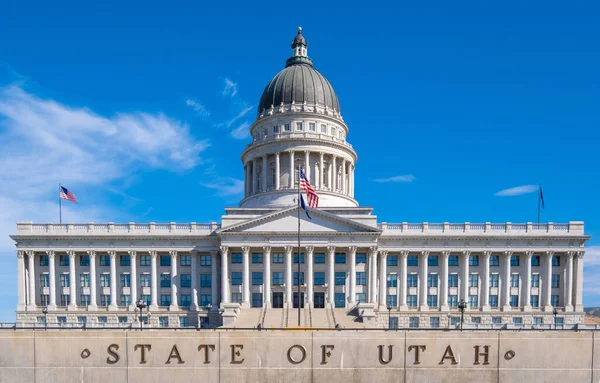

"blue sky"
[0,1,599,320]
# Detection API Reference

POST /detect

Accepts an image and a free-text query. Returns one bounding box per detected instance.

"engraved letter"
[230,345,245,364]
[408,345,426,364]
[321,345,335,365]
[198,344,216,364]
[134,344,152,364]
[474,345,490,365]
[439,345,459,365]
[165,345,185,364]
[106,344,120,364]
[287,345,307,364]
[378,345,393,365]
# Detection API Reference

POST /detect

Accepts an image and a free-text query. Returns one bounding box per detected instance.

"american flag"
[60,186,78,204]
[299,168,319,208]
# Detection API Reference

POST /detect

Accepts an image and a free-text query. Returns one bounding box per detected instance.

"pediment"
[217,207,380,234]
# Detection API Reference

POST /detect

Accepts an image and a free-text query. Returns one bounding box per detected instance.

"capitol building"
[10,28,589,329]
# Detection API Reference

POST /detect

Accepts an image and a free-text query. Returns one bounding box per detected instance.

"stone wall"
[0,329,597,382]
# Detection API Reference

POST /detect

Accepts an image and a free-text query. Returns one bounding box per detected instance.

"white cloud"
[222,78,238,97]
[226,105,253,128]
[494,184,538,197]
[201,177,244,197]
[185,99,210,116]
[583,246,600,267]
[230,122,251,139]
[373,174,416,183]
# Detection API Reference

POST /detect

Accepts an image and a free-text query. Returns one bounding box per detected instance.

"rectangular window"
[80,255,90,266]
[141,295,151,306]
[409,317,419,328]
[552,274,560,288]
[39,255,49,266]
[60,294,71,306]
[40,274,49,288]
[450,316,460,326]
[120,273,131,288]
[231,272,242,286]
[334,293,345,308]
[160,255,170,266]
[490,255,499,266]
[159,316,169,328]
[335,253,346,264]
[551,295,559,307]
[335,272,346,286]
[448,274,458,287]
[80,294,90,306]
[448,295,458,308]
[160,295,171,306]
[140,255,151,266]
[140,274,151,287]
[100,255,110,266]
[180,274,191,288]
[427,273,438,287]
[407,255,418,266]
[100,274,110,287]
[531,274,540,287]
[314,254,325,264]
[252,272,263,285]
[60,274,70,288]
[555,317,564,326]
[387,255,398,266]
[98,316,108,324]
[284,123,291,132]
[120,255,130,266]
[296,122,303,131]
[294,272,305,286]
[60,255,69,266]
[552,256,560,266]
[200,255,211,266]
[252,293,263,308]
[273,125,279,134]
[180,255,191,266]
[531,256,541,266]
[356,293,367,303]
[309,122,316,131]
[510,295,519,307]
[471,317,481,324]
[356,272,366,285]
[272,272,284,286]
[387,274,397,287]
[231,293,242,303]
[469,273,478,287]
[430,317,440,328]
[510,255,519,266]
[427,294,438,307]
[533,317,543,325]
[252,253,263,264]
[492,316,502,324]
[512,317,522,324]
[407,295,417,307]
[386,295,397,307]
[77,316,87,325]
[448,255,459,266]
[120,294,131,307]
[272,253,284,263]
[469,255,479,266]
[428,255,439,266]
[489,274,499,287]
[510,274,519,288]
[41,294,50,306]
[407,274,418,287]
[100,295,110,307]
[489,295,498,307]
[179,317,189,328]
[200,295,212,307]
[200,274,211,288]
[321,124,327,133]
[294,253,305,264]
[314,272,325,286]
[180,295,191,307]
[160,274,171,287]
[331,127,336,136]
[530,295,539,307]
[355,253,367,264]
[469,295,478,308]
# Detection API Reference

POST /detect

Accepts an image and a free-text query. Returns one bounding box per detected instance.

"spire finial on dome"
[298,26,302,34]
[286,27,312,67]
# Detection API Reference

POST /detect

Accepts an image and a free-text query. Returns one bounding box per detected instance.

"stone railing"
[378,222,584,235]
[246,132,353,149]
[15,222,221,235]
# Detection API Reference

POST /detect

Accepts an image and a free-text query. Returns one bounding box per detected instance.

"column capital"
[128,250,137,258]
[379,250,388,259]
[275,151,280,157]
[305,246,314,254]
[284,246,294,255]
[169,250,178,258]
[190,249,198,256]
[326,245,336,255]
[45,250,55,258]
[263,246,271,255]
[368,246,378,255]
[348,246,357,254]
[482,250,492,258]
[108,250,117,258]
[566,251,576,259]
[545,250,555,258]
[576,250,585,259]
[420,250,430,258]
[25,250,35,257]
[461,250,471,258]
[524,250,534,258]
[149,250,158,258]
[503,250,513,258]
[400,250,409,258]
[87,250,96,258]
[219,245,229,255]
[17,250,25,259]
[241,246,250,255]
[319,152,324,158]
[441,250,450,257]
[67,250,76,258]
[210,249,218,257]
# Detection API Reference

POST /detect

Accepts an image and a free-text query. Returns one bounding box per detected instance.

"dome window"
[273,125,279,134]
[309,123,316,132]
[331,127,336,136]
[284,123,291,132]
[296,122,303,131]
[321,124,327,133]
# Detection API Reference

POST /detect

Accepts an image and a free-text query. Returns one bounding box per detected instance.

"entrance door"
[293,292,305,308]
[314,293,325,308]
[272,292,284,308]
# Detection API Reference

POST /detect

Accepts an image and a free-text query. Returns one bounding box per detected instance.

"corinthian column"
[399,251,409,310]
[481,251,490,311]
[150,251,158,310]
[88,250,97,309]
[262,155,267,192]
[327,246,335,305]
[543,251,554,312]
[304,151,310,182]
[289,151,295,188]
[501,251,512,312]
[306,246,314,307]
[319,152,324,190]
[169,250,179,311]
[379,251,388,309]
[26,251,36,310]
[17,251,26,311]
[211,250,218,308]
[47,250,57,309]
[108,250,118,311]
[284,246,293,305]
[574,251,584,312]
[460,251,470,309]
[369,246,378,304]
[349,246,357,305]
[67,250,77,310]
[332,156,337,192]
[522,251,532,312]
[129,250,137,310]
[275,152,281,190]
[565,251,574,312]
[263,246,271,307]
[419,250,429,311]
[252,160,258,194]
[342,159,347,195]
[220,246,230,305]
[242,246,250,307]
[190,250,199,311]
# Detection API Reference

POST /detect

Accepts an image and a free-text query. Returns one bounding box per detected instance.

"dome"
[257,28,340,116]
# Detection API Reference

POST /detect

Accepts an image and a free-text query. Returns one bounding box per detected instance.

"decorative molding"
[17,250,25,259]
[46,250,55,258]
[108,250,117,258]
[128,250,137,258]
[87,250,96,257]
[262,246,271,255]
[169,250,178,258]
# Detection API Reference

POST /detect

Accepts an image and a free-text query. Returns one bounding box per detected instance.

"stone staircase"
[232,308,262,328]
[262,308,284,328]
[332,308,362,328]
[310,308,330,328]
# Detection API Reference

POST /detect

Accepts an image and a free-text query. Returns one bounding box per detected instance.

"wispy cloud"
[201,177,244,197]
[230,122,251,139]
[226,105,253,128]
[494,184,538,197]
[222,78,238,97]
[373,174,416,183]
[185,99,210,116]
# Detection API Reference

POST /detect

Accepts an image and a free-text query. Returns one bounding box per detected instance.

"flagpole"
[537,184,542,224]
[297,163,301,326]
[59,183,62,224]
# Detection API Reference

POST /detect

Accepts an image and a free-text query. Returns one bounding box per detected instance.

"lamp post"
[458,299,467,331]
[136,299,147,330]
[42,306,48,330]
[387,304,392,329]
[553,307,558,330]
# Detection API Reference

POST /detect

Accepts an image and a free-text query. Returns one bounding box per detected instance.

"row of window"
[253,122,345,141]
[40,293,213,308]
[400,254,560,267]
[39,254,214,267]
[35,315,206,328]
[386,293,561,308]
[389,273,561,288]
[401,315,564,329]
[39,273,214,288]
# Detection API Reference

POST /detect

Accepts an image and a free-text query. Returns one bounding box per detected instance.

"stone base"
[169,304,180,311]
[220,302,241,326]
[108,304,118,311]
[564,305,574,312]
[522,305,532,312]
[502,305,511,312]
[86,304,97,311]
[357,302,377,325]
[480,305,490,312]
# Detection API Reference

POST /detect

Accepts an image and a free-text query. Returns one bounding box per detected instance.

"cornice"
[241,136,358,163]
